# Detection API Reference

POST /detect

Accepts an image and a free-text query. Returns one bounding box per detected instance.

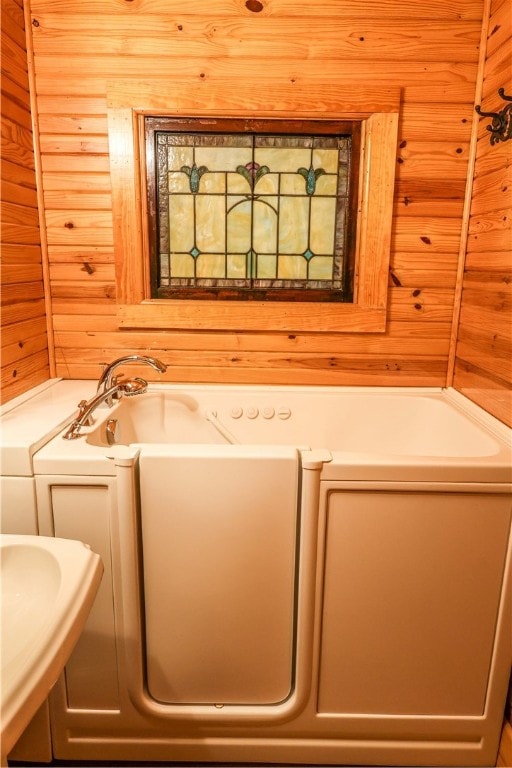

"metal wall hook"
[475,88,512,145]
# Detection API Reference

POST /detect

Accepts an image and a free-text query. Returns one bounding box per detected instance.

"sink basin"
[1,534,103,759]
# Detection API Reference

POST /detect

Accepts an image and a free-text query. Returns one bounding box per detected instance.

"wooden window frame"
[108,89,399,333]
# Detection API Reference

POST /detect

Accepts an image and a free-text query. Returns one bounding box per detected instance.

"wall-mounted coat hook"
[475,88,512,145]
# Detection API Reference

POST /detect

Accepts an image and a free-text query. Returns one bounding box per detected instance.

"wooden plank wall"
[24,0,484,388]
[1,0,49,403]
[453,0,512,427]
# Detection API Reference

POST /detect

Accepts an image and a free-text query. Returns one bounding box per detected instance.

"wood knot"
[245,0,263,11]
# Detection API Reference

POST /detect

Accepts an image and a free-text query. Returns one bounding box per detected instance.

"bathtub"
[82,384,511,479]
[3,382,512,766]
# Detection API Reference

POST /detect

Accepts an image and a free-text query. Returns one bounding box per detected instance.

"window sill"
[118,301,387,333]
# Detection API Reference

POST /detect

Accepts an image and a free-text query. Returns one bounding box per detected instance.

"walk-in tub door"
[138,444,300,706]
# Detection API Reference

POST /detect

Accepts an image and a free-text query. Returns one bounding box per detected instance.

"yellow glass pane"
[227,253,247,278]
[167,146,193,171]
[170,253,195,278]
[280,174,305,195]
[168,171,191,194]
[314,174,337,195]
[196,196,226,252]
[201,172,225,193]
[168,196,194,253]
[253,173,278,194]
[309,256,333,280]
[278,255,307,280]
[196,253,225,278]
[310,198,337,253]
[253,199,278,254]
[256,254,277,279]
[227,200,252,253]
[279,197,309,253]
[255,146,311,172]
[195,146,251,171]
[227,173,251,194]
[313,148,339,173]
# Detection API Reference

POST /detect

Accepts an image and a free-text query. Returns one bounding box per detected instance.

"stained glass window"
[145,118,360,302]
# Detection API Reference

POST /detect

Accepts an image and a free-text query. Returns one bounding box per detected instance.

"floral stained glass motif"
[152,129,355,300]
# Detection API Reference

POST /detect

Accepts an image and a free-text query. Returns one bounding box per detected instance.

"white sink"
[0,534,103,759]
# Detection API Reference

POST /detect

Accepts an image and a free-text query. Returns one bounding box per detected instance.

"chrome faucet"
[96,355,167,406]
[63,378,148,440]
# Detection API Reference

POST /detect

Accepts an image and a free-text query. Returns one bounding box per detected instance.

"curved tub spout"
[96,355,167,405]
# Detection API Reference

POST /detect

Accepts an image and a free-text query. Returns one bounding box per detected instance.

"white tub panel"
[139,444,300,706]
[43,480,120,710]
[318,489,512,716]
[0,477,38,534]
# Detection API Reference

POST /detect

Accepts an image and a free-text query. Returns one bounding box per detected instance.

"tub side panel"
[318,489,511,716]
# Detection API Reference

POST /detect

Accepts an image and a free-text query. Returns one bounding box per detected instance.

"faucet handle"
[76,399,94,426]
[109,374,125,400]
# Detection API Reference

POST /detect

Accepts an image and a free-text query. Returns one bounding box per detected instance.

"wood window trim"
[107,88,399,333]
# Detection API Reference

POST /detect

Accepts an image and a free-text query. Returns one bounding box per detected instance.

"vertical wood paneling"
[1,0,49,403]
[453,0,512,427]
[23,0,482,386]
